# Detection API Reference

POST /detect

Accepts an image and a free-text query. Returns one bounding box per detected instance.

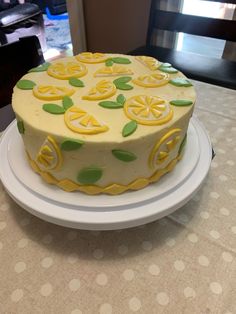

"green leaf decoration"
[112,149,137,162]
[62,96,74,110]
[113,77,133,90]
[115,83,133,90]
[170,99,193,106]
[178,134,187,155]
[114,77,132,84]
[105,59,114,66]
[159,66,178,73]
[169,78,193,87]
[16,80,36,90]
[111,57,131,64]
[17,120,25,134]
[69,77,84,87]
[160,63,172,67]
[99,101,124,109]
[28,62,51,73]
[116,94,126,105]
[43,104,65,114]
[61,139,84,151]
[77,167,103,184]
[122,120,137,137]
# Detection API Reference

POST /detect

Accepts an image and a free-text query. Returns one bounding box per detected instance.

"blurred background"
[0,0,235,60]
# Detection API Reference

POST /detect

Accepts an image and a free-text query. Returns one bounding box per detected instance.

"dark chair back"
[146,2,236,45]
[0,35,44,131]
[130,0,236,89]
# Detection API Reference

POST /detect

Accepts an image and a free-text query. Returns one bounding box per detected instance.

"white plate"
[0,117,212,230]
[7,122,199,209]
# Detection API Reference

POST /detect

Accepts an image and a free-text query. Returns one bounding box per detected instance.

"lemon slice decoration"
[33,85,75,101]
[149,129,182,169]
[75,52,107,64]
[94,65,133,77]
[135,56,159,70]
[133,73,169,88]
[65,106,109,134]
[47,61,87,79]
[82,80,116,101]
[36,136,63,171]
[124,95,173,126]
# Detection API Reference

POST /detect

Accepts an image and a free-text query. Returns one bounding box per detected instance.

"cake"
[12,52,196,195]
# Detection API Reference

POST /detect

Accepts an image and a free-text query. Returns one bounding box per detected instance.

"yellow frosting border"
[26,151,183,195]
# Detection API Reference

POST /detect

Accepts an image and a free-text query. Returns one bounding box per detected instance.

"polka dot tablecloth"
[0,80,236,314]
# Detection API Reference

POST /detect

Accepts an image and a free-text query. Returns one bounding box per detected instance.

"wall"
[82,0,152,53]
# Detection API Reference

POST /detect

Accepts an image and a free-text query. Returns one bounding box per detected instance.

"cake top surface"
[12,53,196,143]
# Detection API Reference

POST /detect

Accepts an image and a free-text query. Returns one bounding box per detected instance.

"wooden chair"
[0,35,44,131]
[129,0,236,89]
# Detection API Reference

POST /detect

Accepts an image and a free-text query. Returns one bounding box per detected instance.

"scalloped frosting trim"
[26,151,182,195]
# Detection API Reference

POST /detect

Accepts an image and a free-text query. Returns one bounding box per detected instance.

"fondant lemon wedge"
[94,65,133,77]
[149,129,181,169]
[82,80,116,101]
[47,61,87,79]
[65,106,109,134]
[75,52,107,64]
[124,95,173,126]
[135,56,159,70]
[33,85,75,101]
[36,136,63,171]
[133,73,169,88]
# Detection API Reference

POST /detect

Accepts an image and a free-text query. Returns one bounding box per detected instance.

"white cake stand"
[0,117,212,230]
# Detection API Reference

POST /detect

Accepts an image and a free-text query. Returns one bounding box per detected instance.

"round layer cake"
[12,53,196,195]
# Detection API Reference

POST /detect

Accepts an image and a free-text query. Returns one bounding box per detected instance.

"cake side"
[12,53,195,194]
